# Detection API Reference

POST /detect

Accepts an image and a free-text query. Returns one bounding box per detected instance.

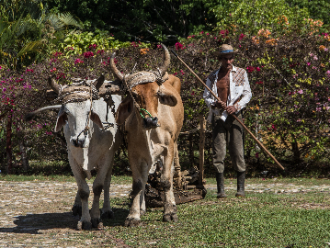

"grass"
[0,174,132,184]
[1,176,330,247]
[2,174,329,188]
[96,190,330,247]
[205,177,330,187]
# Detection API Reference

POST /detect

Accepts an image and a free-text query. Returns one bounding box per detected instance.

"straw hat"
[217,44,238,57]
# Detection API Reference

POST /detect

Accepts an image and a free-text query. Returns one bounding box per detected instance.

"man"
[203,44,252,198]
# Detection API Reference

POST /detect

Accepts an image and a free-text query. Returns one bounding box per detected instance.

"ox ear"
[54,109,67,132]
[91,111,104,129]
[158,87,178,106]
[115,96,133,125]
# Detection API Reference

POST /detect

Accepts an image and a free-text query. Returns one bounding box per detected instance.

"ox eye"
[132,91,138,96]
[131,91,139,100]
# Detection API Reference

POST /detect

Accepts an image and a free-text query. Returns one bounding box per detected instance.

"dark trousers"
[212,112,246,173]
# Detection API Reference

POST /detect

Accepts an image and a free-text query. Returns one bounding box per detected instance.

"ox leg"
[90,157,113,229]
[72,191,82,217]
[161,147,178,222]
[140,190,146,216]
[75,177,91,230]
[70,157,91,230]
[101,160,115,219]
[125,160,148,227]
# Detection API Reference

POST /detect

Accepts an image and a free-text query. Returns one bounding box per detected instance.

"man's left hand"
[226,106,237,115]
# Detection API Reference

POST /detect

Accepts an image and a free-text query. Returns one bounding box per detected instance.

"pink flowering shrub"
[74,58,84,64]
[170,31,330,173]
[83,51,94,58]
[88,44,98,50]
[175,42,184,50]
[1,31,330,175]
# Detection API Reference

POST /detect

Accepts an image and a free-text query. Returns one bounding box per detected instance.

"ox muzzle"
[143,116,159,129]
[72,137,86,148]
[71,130,89,148]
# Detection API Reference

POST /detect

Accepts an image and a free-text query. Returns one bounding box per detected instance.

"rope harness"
[122,68,167,120]
[76,79,94,143]
[52,79,114,144]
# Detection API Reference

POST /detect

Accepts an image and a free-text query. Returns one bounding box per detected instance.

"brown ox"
[110,45,184,226]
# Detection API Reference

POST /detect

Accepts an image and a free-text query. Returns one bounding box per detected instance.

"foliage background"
[45,0,330,42]
[1,0,330,177]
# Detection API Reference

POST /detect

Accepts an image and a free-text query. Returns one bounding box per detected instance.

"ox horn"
[158,44,171,76]
[109,53,124,81]
[94,74,105,90]
[25,105,62,121]
[48,76,60,94]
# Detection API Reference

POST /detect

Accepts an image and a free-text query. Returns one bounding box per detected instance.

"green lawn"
[2,174,329,187]
[97,190,330,247]
[0,174,132,184]
[1,175,329,247]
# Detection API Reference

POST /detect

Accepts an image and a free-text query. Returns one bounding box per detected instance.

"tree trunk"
[19,139,29,171]
[189,133,194,166]
[291,134,300,162]
[6,114,13,174]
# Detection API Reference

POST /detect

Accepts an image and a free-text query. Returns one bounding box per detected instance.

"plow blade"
[145,184,207,208]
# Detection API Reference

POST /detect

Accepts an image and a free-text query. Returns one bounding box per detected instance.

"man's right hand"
[215,101,226,109]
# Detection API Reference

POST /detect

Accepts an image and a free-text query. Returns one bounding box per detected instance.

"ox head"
[110,44,177,129]
[49,76,105,148]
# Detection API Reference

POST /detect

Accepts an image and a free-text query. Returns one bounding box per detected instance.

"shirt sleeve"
[203,76,216,108]
[234,70,252,113]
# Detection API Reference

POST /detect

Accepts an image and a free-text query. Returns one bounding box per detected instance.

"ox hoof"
[77,221,92,230]
[101,210,114,219]
[171,213,178,222]
[125,218,141,227]
[91,218,103,229]
[72,205,82,217]
[140,210,146,216]
[97,222,104,230]
[163,214,171,222]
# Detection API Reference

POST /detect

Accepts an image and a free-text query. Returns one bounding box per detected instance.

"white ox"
[109,45,184,226]
[26,76,121,230]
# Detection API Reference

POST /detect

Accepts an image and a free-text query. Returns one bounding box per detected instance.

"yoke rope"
[76,78,94,143]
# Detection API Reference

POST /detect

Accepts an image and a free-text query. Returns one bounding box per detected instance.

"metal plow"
[145,163,207,208]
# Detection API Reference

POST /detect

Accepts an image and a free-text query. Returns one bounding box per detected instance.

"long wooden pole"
[171,50,285,170]
[198,115,206,187]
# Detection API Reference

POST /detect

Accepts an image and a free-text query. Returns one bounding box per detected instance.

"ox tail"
[24,105,62,121]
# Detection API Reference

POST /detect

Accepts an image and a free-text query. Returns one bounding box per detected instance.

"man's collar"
[217,65,237,73]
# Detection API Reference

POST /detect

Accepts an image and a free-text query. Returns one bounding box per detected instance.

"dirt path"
[0,180,329,247]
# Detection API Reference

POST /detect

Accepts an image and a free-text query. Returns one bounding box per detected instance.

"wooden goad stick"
[171,49,285,170]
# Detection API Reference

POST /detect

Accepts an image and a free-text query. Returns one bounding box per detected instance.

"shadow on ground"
[0,208,130,234]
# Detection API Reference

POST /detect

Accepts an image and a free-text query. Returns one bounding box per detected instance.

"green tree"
[0,0,82,69]
[46,0,215,43]
[286,0,330,27]
[209,0,310,35]
[46,0,330,42]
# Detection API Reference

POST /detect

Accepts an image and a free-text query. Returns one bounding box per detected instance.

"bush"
[1,30,330,176]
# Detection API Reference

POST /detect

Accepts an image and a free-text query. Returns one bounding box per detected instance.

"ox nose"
[143,117,159,128]
[73,138,85,148]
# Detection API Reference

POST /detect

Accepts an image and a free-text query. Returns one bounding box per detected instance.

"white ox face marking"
[55,101,104,148]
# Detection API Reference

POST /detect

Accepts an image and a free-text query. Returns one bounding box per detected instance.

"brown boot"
[216,172,227,198]
[235,171,245,197]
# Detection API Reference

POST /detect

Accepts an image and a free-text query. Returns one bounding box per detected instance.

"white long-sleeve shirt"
[203,65,252,122]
